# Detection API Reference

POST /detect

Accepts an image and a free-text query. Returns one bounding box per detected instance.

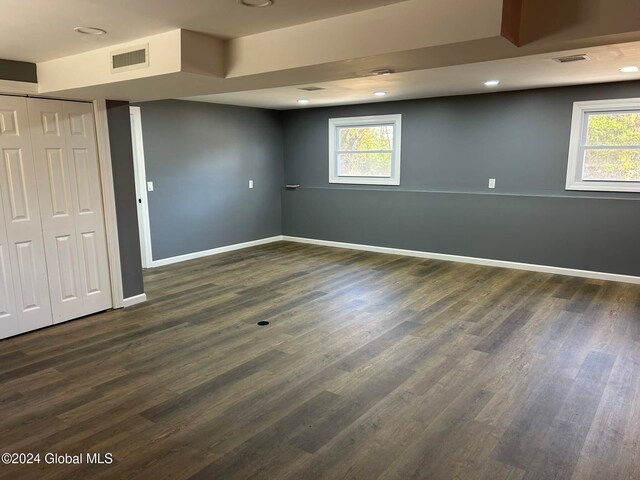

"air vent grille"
[111,45,149,72]
[553,54,589,64]
[298,86,325,91]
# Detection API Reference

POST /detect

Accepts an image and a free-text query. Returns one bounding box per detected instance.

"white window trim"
[566,98,640,193]
[329,114,402,185]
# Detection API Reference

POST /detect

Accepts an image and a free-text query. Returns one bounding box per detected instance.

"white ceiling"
[0,0,406,62]
[183,42,640,109]
[6,0,640,110]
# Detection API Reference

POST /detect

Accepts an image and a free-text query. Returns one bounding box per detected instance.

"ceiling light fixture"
[373,91,387,96]
[370,68,394,76]
[484,80,500,87]
[297,99,310,105]
[238,0,274,6]
[619,66,639,73]
[73,26,107,35]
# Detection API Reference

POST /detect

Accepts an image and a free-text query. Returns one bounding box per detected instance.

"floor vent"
[111,45,149,72]
[552,54,590,64]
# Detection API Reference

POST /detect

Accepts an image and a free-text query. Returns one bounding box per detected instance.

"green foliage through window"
[337,125,394,177]
[583,112,640,182]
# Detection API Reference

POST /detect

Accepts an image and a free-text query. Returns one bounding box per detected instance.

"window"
[566,99,640,192]
[329,114,401,185]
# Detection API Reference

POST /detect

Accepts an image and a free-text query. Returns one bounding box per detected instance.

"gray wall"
[134,100,284,260]
[282,81,640,276]
[0,59,37,83]
[106,101,145,298]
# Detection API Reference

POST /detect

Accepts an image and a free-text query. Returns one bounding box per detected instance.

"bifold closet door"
[0,96,53,336]
[0,199,18,338]
[27,99,112,323]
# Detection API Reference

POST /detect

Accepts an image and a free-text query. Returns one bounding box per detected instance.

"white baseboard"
[150,236,284,268]
[122,293,147,307]
[282,236,640,285]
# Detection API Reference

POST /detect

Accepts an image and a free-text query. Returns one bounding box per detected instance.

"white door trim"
[93,99,124,309]
[129,106,153,268]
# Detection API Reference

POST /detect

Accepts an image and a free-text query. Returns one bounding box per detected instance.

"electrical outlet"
[488,178,496,189]
[147,181,154,192]
[249,180,254,189]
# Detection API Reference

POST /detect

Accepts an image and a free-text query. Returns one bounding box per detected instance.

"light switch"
[488,178,496,189]
[147,181,154,192]
[249,180,254,189]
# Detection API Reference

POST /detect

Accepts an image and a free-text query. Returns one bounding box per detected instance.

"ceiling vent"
[552,54,590,64]
[298,86,325,91]
[111,44,149,73]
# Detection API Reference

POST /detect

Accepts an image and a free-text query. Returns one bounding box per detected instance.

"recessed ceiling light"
[238,0,274,6]
[484,80,500,87]
[373,91,387,96]
[297,99,310,105]
[370,68,394,76]
[619,66,639,73]
[73,26,107,36]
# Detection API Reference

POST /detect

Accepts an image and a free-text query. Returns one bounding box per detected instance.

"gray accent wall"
[282,81,640,276]
[106,100,145,298]
[133,100,284,260]
[0,59,37,83]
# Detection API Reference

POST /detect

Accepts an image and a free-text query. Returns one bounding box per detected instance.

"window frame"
[328,114,402,185]
[566,98,640,193]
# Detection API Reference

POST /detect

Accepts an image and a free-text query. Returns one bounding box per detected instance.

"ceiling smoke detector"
[370,68,395,76]
[552,54,590,64]
[238,0,274,6]
[298,86,325,91]
[74,26,107,35]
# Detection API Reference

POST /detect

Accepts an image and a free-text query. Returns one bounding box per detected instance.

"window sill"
[565,181,640,193]
[329,177,400,186]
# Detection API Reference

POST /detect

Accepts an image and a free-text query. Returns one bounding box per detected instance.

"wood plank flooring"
[0,241,639,479]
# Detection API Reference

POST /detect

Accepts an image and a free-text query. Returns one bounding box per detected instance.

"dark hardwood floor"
[1,241,639,479]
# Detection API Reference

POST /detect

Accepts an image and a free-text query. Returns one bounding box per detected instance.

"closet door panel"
[27,98,85,323]
[0,96,52,334]
[62,102,112,315]
[0,197,18,339]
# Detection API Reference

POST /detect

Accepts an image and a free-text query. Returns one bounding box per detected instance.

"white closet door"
[28,98,85,322]
[62,101,112,316]
[0,199,18,338]
[0,96,53,334]
[28,99,112,323]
